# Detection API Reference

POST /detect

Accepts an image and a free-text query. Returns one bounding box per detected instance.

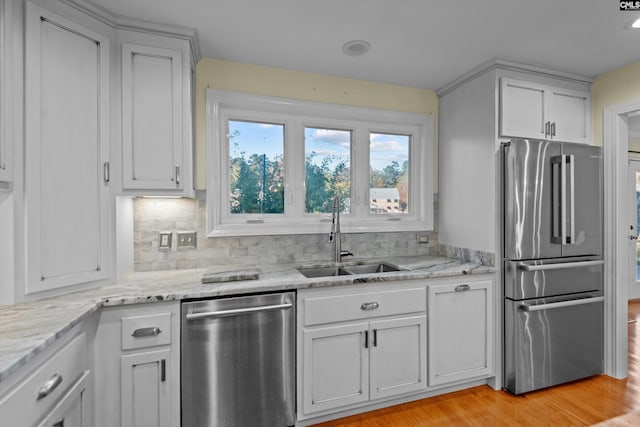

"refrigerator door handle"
[567,154,576,244]
[519,296,604,312]
[516,259,604,271]
[551,155,565,244]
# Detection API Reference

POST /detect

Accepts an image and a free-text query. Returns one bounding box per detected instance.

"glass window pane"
[304,127,351,214]
[370,133,409,214]
[228,120,284,214]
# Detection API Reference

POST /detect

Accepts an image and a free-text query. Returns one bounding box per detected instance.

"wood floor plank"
[312,302,640,427]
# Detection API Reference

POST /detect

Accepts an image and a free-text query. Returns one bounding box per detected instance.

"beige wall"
[194,58,438,190]
[592,61,640,146]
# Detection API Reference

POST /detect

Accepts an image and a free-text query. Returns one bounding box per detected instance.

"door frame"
[603,99,640,379]
[628,159,640,300]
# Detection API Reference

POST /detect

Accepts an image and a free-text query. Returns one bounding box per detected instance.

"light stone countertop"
[0,255,494,385]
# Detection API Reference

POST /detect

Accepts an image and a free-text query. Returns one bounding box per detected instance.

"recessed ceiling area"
[92,0,640,90]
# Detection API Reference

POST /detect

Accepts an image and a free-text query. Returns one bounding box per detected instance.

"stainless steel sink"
[342,262,401,275]
[297,262,401,278]
[297,266,351,278]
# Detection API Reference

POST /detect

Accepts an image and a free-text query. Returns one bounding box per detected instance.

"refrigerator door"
[504,292,603,395]
[559,142,603,257]
[503,139,562,260]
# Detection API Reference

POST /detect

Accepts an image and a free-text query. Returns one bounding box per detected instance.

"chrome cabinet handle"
[37,374,63,400]
[131,326,162,338]
[551,122,556,137]
[186,303,292,320]
[360,302,379,311]
[516,260,604,271]
[454,284,470,292]
[175,166,181,185]
[103,162,110,183]
[520,296,604,312]
[544,121,550,137]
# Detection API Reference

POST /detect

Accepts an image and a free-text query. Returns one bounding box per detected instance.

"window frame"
[206,89,434,236]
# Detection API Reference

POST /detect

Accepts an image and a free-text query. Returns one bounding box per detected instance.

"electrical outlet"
[159,232,172,250]
[417,234,429,244]
[177,231,197,248]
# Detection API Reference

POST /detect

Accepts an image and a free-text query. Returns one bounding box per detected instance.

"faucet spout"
[330,196,351,263]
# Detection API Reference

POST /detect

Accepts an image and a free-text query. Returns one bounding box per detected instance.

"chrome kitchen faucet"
[329,196,353,263]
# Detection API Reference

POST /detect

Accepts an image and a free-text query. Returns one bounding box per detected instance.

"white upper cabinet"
[24,2,112,294]
[500,77,590,144]
[119,32,193,196]
[0,0,19,185]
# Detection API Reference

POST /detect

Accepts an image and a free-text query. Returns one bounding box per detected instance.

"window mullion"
[287,119,304,219]
[351,123,367,220]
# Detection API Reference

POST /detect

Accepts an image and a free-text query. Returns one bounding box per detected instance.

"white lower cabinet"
[298,276,495,424]
[304,322,370,412]
[94,302,180,427]
[369,316,427,400]
[37,371,91,427]
[428,280,494,386]
[299,284,427,417]
[121,349,172,427]
[0,329,92,427]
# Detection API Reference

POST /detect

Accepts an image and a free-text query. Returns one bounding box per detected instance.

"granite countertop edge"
[0,256,494,385]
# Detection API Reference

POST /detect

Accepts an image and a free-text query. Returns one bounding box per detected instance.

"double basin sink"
[297,262,402,278]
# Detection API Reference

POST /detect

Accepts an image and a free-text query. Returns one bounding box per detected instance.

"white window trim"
[206,89,434,237]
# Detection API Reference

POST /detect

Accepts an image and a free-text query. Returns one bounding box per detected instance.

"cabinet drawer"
[304,287,426,326]
[0,332,87,426]
[121,312,172,350]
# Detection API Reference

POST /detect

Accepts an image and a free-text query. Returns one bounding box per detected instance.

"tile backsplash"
[133,197,439,272]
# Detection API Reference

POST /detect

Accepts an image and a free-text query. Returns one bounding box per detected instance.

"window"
[304,127,351,214]
[228,120,284,214]
[207,90,434,236]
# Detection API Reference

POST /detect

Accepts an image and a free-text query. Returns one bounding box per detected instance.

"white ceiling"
[93,0,640,90]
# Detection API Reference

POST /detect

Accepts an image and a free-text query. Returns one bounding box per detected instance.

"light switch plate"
[177,231,197,248]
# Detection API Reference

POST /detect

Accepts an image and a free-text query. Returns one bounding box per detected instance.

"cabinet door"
[549,86,590,144]
[24,3,111,294]
[428,281,493,386]
[121,349,172,427]
[121,42,184,191]
[37,371,90,427]
[302,323,369,415]
[369,315,427,400]
[0,0,15,184]
[500,78,547,140]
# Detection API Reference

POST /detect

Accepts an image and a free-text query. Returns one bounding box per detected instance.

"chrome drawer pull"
[37,373,63,400]
[131,326,162,338]
[360,302,379,311]
[455,284,470,292]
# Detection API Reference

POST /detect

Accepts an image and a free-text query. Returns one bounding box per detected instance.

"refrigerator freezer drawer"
[504,293,603,395]
[504,258,603,300]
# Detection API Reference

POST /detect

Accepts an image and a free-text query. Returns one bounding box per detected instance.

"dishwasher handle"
[185,302,293,320]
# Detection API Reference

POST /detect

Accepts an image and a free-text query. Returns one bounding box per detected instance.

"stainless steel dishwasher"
[181,292,295,427]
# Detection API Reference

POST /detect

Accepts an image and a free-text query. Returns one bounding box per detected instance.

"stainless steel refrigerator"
[502,139,604,395]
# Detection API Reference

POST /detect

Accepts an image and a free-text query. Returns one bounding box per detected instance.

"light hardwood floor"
[314,302,640,426]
